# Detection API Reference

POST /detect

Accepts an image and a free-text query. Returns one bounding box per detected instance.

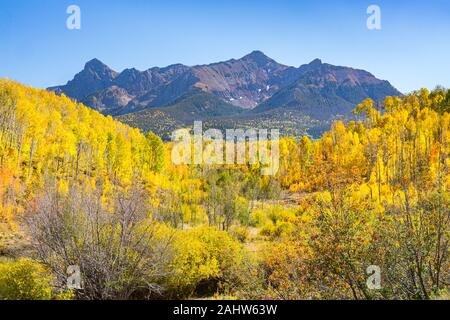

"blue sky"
[1,0,449,93]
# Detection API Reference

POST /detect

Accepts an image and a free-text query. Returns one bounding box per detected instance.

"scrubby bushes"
[26,184,174,300]
[23,182,250,300]
[166,227,247,298]
[257,206,299,240]
[229,225,250,243]
[240,190,450,300]
[0,258,72,300]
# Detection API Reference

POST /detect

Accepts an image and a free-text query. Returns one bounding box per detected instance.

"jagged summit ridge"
[49,51,401,120]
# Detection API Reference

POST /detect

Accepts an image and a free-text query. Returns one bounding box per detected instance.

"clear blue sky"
[1,0,449,93]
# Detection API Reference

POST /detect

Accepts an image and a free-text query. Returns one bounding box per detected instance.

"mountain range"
[49,51,401,138]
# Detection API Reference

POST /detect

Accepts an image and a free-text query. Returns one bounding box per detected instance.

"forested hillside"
[0,80,448,300]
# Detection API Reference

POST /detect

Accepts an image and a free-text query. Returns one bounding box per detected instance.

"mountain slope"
[48,59,118,101]
[188,50,292,109]
[253,59,401,119]
[48,51,304,114]
[118,90,243,139]
[49,51,402,138]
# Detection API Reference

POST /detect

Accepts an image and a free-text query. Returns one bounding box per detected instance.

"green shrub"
[0,258,72,300]
[260,220,296,240]
[167,227,246,298]
[260,221,275,237]
[249,210,266,227]
[229,226,250,243]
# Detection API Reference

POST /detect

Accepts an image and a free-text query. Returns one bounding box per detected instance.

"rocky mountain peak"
[49,52,401,120]
[241,50,277,67]
[82,58,118,79]
[308,58,323,67]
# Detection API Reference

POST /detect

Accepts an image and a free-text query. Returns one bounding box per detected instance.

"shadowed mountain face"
[49,51,401,137]
[49,59,118,101]
[254,59,400,119]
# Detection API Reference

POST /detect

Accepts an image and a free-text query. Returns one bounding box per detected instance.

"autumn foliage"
[0,80,448,300]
